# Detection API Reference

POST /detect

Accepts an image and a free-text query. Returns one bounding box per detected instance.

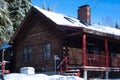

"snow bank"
[4,73,84,80]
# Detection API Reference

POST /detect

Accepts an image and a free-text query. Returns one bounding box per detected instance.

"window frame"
[22,46,32,61]
[43,42,51,60]
[87,43,95,54]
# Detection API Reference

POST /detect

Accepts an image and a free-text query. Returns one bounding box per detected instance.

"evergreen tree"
[6,0,31,31]
[47,6,51,11]
[115,22,119,29]
[42,2,46,10]
[0,0,13,42]
[0,0,31,42]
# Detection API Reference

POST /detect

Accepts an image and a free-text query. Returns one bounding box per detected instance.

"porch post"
[84,70,87,80]
[105,38,108,67]
[82,33,87,80]
[105,71,109,79]
[105,38,109,79]
[82,32,87,66]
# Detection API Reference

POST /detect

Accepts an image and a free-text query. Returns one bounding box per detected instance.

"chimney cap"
[79,4,90,8]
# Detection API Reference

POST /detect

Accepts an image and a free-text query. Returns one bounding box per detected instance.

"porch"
[62,31,120,68]
[58,30,120,79]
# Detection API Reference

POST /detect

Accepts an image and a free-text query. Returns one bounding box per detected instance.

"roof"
[34,6,86,27]
[10,6,120,42]
[34,6,120,37]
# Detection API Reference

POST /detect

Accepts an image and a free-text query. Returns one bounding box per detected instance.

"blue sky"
[32,0,120,27]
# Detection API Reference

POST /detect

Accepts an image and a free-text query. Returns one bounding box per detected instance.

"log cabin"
[7,5,120,79]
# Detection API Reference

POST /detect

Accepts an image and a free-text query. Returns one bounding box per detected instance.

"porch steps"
[62,69,80,76]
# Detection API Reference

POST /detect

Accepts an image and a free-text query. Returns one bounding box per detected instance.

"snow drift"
[4,73,84,80]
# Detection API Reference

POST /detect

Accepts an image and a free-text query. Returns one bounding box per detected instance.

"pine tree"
[6,0,31,31]
[47,6,51,11]
[115,22,119,29]
[0,0,13,42]
[42,2,46,10]
[0,0,31,42]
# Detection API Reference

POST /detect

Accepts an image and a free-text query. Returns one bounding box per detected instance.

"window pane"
[22,48,27,61]
[28,47,32,60]
[87,43,95,54]
[44,43,51,59]
[22,47,32,61]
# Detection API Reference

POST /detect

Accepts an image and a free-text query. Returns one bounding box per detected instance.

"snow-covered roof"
[34,6,120,37]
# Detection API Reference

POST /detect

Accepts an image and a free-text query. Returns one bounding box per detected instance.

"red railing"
[109,54,120,67]
[57,56,68,75]
[87,54,120,68]
[87,54,106,67]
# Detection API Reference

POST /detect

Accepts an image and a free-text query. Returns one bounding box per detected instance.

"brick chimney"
[78,5,91,25]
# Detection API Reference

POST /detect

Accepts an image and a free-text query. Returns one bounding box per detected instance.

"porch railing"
[110,54,120,67]
[57,56,68,75]
[87,54,120,68]
[87,54,106,67]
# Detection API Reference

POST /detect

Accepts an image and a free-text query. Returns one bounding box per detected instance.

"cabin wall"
[14,14,62,72]
[68,47,82,65]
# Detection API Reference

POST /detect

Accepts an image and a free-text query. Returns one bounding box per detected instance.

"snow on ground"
[4,73,84,80]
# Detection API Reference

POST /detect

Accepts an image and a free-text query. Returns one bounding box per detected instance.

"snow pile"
[4,73,84,80]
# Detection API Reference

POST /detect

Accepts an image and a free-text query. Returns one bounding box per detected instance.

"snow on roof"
[34,6,86,27]
[33,6,120,36]
[89,24,120,36]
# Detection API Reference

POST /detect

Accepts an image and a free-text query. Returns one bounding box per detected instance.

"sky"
[31,0,120,27]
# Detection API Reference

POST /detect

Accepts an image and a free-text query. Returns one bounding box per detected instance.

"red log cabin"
[5,5,120,79]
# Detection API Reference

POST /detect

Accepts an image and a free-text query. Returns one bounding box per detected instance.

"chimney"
[78,5,91,25]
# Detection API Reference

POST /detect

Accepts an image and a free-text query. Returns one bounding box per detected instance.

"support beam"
[105,38,109,67]
[67,32,81,37]
[84,70,87,80]
[82,33,87,66]
[105,71,109,79]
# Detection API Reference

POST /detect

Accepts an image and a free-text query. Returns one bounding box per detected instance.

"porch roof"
[34,6,120,38]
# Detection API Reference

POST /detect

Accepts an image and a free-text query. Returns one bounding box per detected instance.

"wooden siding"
[68,47,82,65]
[110,54,120,67]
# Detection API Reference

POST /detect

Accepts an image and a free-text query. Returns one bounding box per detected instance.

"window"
[64,17,76,24]
[87,43,95,54]
[22,47,32,61]
[109,44,118,57]
[44,43,51,60]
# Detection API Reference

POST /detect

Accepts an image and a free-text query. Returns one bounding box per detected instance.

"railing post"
[65,57,68,71]
[2,49,5,74]
[2,62,5,74]
[57,56,68,75]
[60,65,62,75]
